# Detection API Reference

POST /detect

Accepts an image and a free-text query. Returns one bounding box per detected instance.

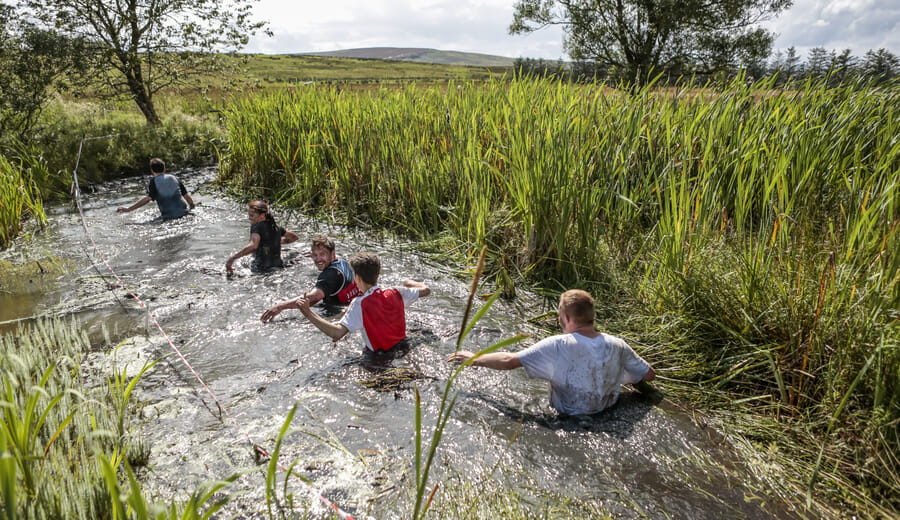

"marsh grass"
[0,319,137,518]
[0,152,46,248]
[0,320,240,519]
[220,76,900,515]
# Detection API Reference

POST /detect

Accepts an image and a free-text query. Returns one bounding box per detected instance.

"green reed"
[1,319,123,519]
[0,152,46,248]
[0,320,236,519]
[412,248,528,520]
[219,76,899,515]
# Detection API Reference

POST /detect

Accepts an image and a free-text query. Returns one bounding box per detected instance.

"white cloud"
[244,0,898,60]
[765,0,900,55]
[822,0,873,16]
[245,0,565,58]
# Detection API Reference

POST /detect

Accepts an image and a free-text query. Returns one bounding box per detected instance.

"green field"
[238,54,511,86]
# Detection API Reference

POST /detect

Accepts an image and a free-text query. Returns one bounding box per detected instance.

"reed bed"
[220,77,900,516]
[0,152,46,248]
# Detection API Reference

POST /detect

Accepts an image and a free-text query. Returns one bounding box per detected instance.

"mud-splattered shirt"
[517,332,651,415]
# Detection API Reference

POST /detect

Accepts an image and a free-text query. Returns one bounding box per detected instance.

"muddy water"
[0,168,799,519]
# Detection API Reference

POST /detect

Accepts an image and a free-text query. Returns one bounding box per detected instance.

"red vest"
[360,288,407,351]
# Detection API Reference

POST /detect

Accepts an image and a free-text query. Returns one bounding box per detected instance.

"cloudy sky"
[244,0,899,60]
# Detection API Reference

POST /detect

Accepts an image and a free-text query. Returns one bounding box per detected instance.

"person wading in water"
[226,201,299,274]
[116,158,195,220]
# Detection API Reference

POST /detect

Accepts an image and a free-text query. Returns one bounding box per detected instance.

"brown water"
[0,168,803,519]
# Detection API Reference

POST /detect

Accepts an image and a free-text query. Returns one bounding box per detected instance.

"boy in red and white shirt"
[298,252,430,351]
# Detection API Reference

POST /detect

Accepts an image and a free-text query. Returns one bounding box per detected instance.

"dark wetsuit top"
[314,257,360,305]
[250,220,286,272]
[148,174,189,220]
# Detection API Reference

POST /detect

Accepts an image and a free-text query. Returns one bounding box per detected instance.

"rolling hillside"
[298,47,516,67]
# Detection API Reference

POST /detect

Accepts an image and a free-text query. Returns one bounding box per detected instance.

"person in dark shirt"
[260,234,361,321]
[116,158,195,220]
[226,201,298,274]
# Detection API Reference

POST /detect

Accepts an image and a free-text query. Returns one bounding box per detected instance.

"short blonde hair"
[559,289,594,326]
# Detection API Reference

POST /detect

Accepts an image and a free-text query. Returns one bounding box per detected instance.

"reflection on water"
[0,167,800,519]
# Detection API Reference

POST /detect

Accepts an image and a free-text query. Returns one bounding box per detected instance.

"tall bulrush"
[220,76,900,512]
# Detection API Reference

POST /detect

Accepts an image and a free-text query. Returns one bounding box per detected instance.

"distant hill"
[298,47,516,68]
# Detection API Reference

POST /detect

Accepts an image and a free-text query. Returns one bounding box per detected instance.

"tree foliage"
[0,3,87,139]
[509,0,791,84]
[863,48,900,83]
[22,0,269,125]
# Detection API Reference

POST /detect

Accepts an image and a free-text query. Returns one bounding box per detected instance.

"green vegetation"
[34,98,221,193]
[510,0,786,84]
[0,320,145,518]
[0,52,505,247]
[0,151,45,248]
[412,249,528,520]
[23,0,267,126]
[219,76,900,516]
[239,54,508,87]
[0,99,221,246]
[0,320,244,519]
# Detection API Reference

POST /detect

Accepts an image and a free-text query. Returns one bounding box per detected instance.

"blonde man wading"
[448,289,655,415]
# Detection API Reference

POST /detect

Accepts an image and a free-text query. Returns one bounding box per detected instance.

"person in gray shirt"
[117,158,195,220]
[448,289,655,415]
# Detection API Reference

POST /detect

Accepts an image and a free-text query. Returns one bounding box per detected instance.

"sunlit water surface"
[0,168,800,519]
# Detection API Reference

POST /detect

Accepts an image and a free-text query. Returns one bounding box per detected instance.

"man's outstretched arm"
[447,350,522,370]
[117,196,152,213]
[404,279,431,298]
[261,288,325,322]
[298,297,348,341]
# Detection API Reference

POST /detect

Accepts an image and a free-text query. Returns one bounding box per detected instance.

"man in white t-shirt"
[447,289,655,415]
[297,252,430,351]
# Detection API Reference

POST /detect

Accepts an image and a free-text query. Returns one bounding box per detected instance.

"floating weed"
[358,367,428,392]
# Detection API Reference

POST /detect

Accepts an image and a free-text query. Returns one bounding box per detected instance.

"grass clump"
[0,151,46,248]
[0,319,240,519]
[0,319,145,518]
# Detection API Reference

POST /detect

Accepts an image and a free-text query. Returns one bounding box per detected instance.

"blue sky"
[244,0,900,60]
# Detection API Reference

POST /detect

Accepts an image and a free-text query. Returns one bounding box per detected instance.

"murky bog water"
[0,168,800,519]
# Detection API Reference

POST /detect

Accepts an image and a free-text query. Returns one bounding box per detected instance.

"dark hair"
[149,158,165,174]
[248,200,276,225]
[559,289,594,326]
[349,252,380,285]
[310,234,335,253]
